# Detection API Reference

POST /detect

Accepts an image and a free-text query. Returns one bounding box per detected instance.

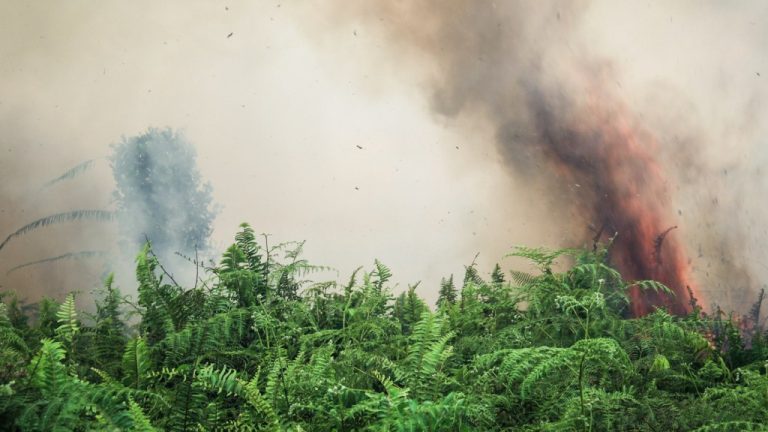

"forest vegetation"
[1,223,768,431]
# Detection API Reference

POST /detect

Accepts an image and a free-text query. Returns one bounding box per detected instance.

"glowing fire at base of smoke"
[532,75,702,316]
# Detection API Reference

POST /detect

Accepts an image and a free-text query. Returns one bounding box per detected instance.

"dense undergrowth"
[2,223,768,431]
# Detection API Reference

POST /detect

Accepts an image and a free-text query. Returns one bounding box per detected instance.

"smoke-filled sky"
[1,1,767,312]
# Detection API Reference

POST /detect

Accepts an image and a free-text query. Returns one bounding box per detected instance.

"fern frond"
[309,343,335,380]
[55,293,79,349]
[373,260,392,289]
[373,370,406,399]
[506,246,578,271]
[234,223,266,273]
[423,333,455,374]
[630,280,674,295]
[41,159,96,189]
[283,240,306,262]
[128,396,158,432]
[6,250,109,275]
[122,337,151,389]
[692,421,767,432]
[520,348,579,399]
[158,308,250,368]
[0,303,28,356]
[195,364,241,396]
[28,339,68,397]
[0,210,114,252]
[241,374,280,430]
[510,270,538,287]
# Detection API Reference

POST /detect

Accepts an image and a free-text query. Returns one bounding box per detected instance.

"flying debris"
[346,2,704,316]
[589,222,607,252]
[356,145,363,149]
[227,32,233,38]
[653,226,679,267]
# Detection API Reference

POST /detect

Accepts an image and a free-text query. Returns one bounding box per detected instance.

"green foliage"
[437,275,457,309]
[55,293,79,348]
[3,233,768,431]
[394,285,428,335]
[491,263,506,284]
[86,273,129,375]
[122,337,151,389]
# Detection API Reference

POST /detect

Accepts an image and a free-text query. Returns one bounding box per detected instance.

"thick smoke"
[111,128,217,271]
[1,1,766,314]
[316,0,768,314]
[0,128,216,305]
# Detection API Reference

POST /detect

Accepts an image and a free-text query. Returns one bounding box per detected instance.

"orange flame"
[530,73,702,316]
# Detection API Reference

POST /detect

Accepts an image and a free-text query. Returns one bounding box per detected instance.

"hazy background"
[1,1,766,312]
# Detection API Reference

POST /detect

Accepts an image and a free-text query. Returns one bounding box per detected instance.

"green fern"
[692,422,768,432]
[506,246,578,272]
[128,396,158,432]
[5,228,768,431]
[55,293,79,360]
[27,339,68,397]
[41,159,96,189]
[6,250,109,275]
[123,337,151,389]
[0,210,114,252]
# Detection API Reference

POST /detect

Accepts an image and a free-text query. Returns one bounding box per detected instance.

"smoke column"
[319,0,712,315]
[111,128,217,273]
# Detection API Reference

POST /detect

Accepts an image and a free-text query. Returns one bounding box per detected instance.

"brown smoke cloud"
[301,0,768,314]
[1,1,767,313]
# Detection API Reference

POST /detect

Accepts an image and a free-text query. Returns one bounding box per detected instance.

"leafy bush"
[1,225,767,431]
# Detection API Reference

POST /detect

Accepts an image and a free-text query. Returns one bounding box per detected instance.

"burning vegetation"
[2,2,768,430]
[529,80,699,316]
[338,1,706,316]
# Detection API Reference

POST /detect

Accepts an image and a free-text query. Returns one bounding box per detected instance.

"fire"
[337,0,708,316]
[529,75,703,316]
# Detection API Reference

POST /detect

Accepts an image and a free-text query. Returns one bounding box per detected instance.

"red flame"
[530,75,703,316]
